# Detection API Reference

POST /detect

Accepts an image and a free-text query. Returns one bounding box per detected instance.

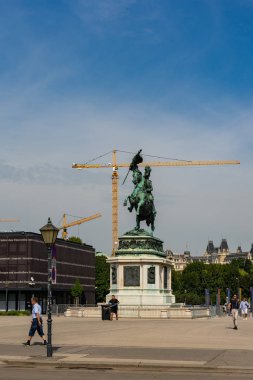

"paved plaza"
[0,315,252,350]
[0,315,252,374]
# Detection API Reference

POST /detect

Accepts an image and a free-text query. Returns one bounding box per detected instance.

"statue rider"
[130,150,143,171]
[124,150,144,212]
[143,166,156,217]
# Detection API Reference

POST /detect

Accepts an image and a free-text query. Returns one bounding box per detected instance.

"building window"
[9,243,17,253]
[19,243,27,253]
[0,243,7,254]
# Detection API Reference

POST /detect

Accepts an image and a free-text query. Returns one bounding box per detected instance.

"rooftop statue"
[123,150,156,231]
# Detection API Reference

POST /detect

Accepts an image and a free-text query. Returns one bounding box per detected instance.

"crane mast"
[112,150,119,254]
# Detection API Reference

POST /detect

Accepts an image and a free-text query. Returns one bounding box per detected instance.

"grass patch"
[0,310,30,316]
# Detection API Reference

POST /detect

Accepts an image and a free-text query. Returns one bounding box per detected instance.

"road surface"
[0,367,251,380]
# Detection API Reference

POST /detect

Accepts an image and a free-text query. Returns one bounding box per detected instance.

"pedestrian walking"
[230,294,240,330]
[23,297,47,346]
[109,295,119,320]
[240,297,250,320]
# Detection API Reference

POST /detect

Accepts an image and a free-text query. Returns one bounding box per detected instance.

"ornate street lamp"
[40,218,59,358]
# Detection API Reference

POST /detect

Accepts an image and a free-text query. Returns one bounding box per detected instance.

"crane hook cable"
[84,150,113,164]
[82,150,192,166]
[117,150,192,162]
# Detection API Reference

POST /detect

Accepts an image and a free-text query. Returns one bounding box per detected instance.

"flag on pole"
[205,289,210,306]
[52,246,57,284]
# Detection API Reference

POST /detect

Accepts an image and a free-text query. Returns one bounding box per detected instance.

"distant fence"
[52,303,229,318]
[52,304,97,315]
[62,304,210,319]
[208,305,227,318]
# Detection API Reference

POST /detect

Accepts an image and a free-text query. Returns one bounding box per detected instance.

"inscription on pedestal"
[124,266,140,286]
[148,266,156,284]
[111,266,117,285]
[164,266,168,289]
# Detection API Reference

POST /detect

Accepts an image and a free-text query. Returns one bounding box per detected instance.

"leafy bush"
[0,310,30,316]
[68,236,83,244]
[95,255,110,302]
[71,278,84,305]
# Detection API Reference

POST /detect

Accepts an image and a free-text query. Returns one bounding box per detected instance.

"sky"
[1,0,253,255]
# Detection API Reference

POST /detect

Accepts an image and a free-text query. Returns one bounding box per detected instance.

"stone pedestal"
[106,230,175,305]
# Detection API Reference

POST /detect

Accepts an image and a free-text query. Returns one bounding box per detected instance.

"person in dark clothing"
[109,295,119,321]
[230,294,240,330]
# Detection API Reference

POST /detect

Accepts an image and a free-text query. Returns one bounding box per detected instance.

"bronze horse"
[124,167,156,231]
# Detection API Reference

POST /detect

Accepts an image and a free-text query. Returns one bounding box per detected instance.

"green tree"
[244,259,252,274]
[172,269,184,302]
[181,262,206,293]
[172,269,183,293]
[68,236,83,244]
[71,278,84,305]
[95,255,110,303]
[172,259,253,305]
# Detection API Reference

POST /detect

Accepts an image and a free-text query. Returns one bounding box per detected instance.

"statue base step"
[106,290,175,306]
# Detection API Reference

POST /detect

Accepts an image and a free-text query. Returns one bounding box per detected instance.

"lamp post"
[235,277,240,299]
[40,218,59,358]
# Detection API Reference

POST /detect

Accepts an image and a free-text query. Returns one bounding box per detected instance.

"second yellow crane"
[60,213,102,240]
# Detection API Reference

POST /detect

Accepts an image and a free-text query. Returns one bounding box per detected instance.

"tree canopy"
[172,259,253,305]
[71,278,84,300]
[68,236,83,244]
[95,255,110,303]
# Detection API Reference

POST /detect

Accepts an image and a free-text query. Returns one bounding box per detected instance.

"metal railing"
[52,304,97,315]
[52,303,232,318]
[208,305,228,318]
[59,304,211,319]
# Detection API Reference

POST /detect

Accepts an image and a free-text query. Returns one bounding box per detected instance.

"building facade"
[0,232,95,312]
[165,250,190,271]
[167,239,253,271]
[202,239,253,264]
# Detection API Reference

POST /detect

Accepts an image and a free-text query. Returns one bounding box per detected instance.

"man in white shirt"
[240,297,250,320]
[23,297,47,346]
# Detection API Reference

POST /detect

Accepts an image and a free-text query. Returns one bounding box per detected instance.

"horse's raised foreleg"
[124,196,134,212]
[136,195,145,216]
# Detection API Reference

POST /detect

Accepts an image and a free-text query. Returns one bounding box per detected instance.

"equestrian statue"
[123,150,156,231]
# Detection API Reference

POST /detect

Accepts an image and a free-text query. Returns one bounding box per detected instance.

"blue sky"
[1,0,253,254]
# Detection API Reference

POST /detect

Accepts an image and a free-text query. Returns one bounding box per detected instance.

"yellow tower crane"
[59,213,102,240]
[72,150,240,255]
